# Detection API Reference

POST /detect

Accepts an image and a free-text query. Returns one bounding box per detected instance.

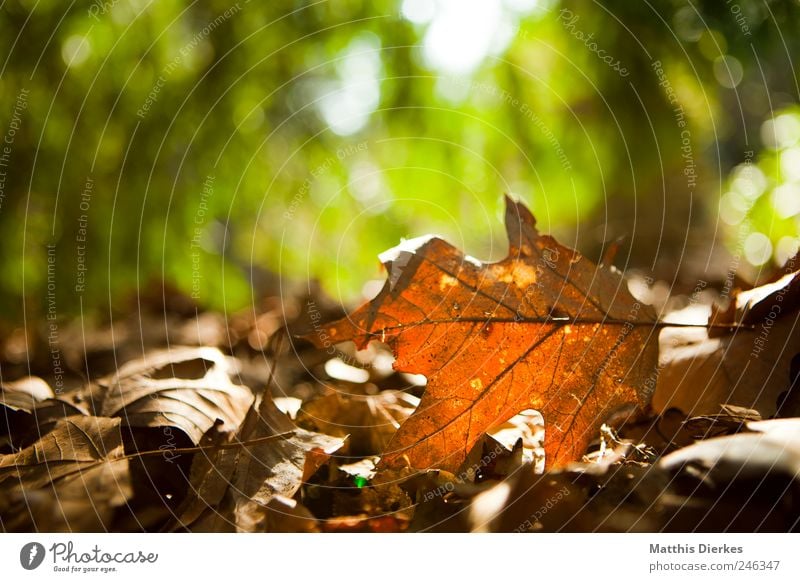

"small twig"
[123,431,296,460]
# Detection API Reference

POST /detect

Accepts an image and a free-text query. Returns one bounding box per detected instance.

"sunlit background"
[1,0,799,321]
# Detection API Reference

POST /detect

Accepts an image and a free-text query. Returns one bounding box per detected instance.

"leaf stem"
[369,317,756,331]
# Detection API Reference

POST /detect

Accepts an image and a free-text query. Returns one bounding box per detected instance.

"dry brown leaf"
[311,196,659,470]
[2,377,60,451]
[170,394,343,532]
[660,419,800,500]
[0,376,54,412]
[651,417,800,532]
[96,346,254,444]
[0,415,131,531]
[0,415,126,486]
[468,469,585,532]
[296,390,418,457]
[654,268,800,418]
[0,460,130,532]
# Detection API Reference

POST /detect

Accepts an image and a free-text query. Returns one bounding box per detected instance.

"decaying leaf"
[661,417,800,478]
[0,415,126,486]
[96,346,254,444]
[657,417,800,531]
[654,268,800,419]
[0,376,54,413]
[0,415,131,531]
[311,197,659,470]
[1,376,57,450]
[170,394,344,532]
[468,468,585,532]
[1,459,131,532]
[296,390,418,457]
[684,404,762,439]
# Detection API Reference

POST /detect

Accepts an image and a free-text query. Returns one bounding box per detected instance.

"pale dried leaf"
[97,346,254,444]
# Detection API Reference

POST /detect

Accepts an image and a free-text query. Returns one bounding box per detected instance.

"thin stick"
[123,431,296,461]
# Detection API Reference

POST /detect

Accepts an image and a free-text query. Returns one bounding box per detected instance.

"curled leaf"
[96,347,254,444]
[655,268,800,419]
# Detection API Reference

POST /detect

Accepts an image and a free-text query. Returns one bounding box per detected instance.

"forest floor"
[2,255,800,533]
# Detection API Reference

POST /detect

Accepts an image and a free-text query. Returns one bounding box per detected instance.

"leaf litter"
[1,199,799,532]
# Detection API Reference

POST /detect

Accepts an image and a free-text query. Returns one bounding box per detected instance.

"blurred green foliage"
[0,0,799,322]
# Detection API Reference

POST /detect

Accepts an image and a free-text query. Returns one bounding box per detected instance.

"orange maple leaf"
[312,197,659,470]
